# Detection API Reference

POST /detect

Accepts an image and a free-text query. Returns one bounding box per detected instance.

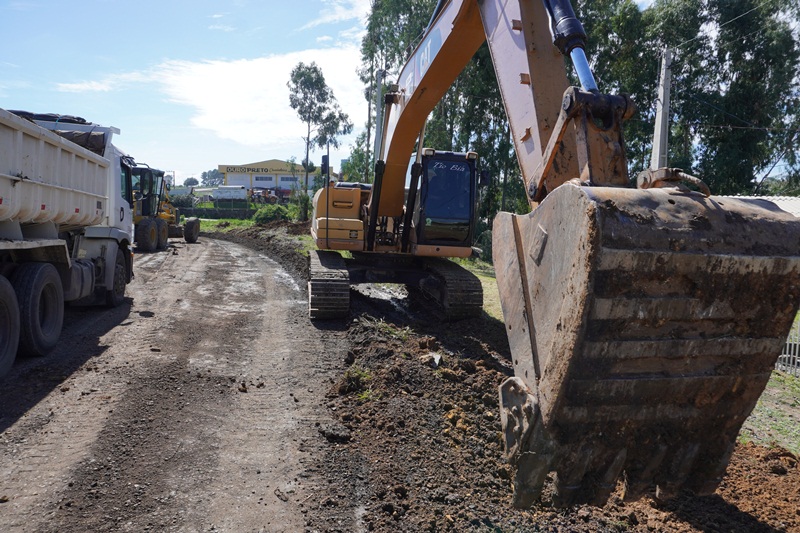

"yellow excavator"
[310,0,800,506]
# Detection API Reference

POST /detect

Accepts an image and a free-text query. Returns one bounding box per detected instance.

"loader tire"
[184,217,200,243]
[156,218,169,250]
[105,249,127,308]
[12,263,64,357]
[136,219,158,252]
[0,275,20,378]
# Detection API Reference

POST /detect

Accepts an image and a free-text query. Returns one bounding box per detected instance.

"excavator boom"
[371,0,800,507]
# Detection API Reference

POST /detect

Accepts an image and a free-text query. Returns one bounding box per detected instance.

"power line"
[673,0,773,51]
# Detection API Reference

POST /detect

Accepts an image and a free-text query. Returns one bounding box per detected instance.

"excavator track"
[494,183,800,507]
[308,250,350,320]
[419,258,483,320]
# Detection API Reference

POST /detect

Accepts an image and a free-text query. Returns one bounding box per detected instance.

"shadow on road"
[0,299,134,434]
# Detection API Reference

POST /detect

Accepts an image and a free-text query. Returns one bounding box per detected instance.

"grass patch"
[740,371,800,455]
[200,218,255,232]
[372,317,412,341]
[295,234,317,257]
[452,257,503,321]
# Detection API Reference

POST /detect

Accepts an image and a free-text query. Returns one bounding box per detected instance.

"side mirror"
[479,170,490,187]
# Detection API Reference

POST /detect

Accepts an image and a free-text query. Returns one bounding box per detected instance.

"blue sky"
[1,0,654,185]
[1,0,371,184]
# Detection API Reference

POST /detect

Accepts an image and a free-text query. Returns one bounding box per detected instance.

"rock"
[318,423,352,443]
[420,352,441,368]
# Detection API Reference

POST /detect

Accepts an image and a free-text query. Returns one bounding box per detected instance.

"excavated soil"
[1,220,797,533]
[212,223,800,533]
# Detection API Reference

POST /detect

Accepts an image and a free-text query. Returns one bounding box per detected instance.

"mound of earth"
[209,223,800,533]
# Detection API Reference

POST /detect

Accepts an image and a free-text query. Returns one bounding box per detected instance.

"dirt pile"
[212,223,800,533]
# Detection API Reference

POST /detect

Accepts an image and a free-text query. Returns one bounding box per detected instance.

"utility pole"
[650,48,673,170]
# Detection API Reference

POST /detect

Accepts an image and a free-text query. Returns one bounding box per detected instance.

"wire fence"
[779,319,800,377]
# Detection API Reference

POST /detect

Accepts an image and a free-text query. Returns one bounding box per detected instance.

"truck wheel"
[106,249,127,307]
[0,275,20,378]
[184,217,200,243]
[12,263,64,357]
[136,219,158,252]
[156,219,169,250]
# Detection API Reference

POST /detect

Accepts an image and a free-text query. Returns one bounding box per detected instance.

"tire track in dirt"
[1,238,350,532]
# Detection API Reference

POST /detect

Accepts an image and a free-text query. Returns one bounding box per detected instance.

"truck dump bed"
[0,108,109,230]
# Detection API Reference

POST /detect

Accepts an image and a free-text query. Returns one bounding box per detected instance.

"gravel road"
[0,237,349,532]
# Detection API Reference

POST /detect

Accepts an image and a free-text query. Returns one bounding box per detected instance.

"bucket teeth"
[494,183,800,506]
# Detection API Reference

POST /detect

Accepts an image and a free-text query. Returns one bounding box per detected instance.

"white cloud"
[56,80,117,93]
[300,0,371,30]
[153,47,365,161]
[209,24,235,32]
[316,35,333,43]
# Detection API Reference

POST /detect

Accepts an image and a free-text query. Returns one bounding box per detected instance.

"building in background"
[219,159,303,196]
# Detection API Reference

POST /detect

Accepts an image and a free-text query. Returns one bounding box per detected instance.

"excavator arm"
[371,0,800,507]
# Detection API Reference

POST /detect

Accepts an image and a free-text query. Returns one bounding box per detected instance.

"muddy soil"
[2,221,799,533]
[215,223,800,533]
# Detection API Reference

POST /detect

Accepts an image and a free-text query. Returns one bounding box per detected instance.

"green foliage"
[360,0,800,208]
[343,131,373,182]
[183,177,199,187]
[200,169,224,187]
[253,204,290,224]
[288,62,353,219]
[169,195,195,208]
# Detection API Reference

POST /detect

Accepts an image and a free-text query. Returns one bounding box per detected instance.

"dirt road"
[2,226,799,532]
[0,237,349,532]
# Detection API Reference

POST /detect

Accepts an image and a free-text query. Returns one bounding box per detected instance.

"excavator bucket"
[493,183,800,507]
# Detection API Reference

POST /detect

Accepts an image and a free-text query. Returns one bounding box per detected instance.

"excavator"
[309,0,800,506]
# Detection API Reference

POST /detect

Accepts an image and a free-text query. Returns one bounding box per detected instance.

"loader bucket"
[493,183,800,507]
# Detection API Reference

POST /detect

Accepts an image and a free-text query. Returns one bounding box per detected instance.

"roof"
[727,195,800,217]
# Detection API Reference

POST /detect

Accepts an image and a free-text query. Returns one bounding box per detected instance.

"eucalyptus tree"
[288,62,352,219]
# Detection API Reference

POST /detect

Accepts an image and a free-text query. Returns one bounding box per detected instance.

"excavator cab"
[413,150,479,247]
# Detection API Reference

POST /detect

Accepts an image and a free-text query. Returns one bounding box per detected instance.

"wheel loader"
[309,0,800,506]
[132,164,199,250]
[132,164,169,251]
[157,180,200,245]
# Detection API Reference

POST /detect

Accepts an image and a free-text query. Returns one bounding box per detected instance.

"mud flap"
[494,183,800,506]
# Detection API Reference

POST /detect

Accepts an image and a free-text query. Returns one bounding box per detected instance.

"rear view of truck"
[0,108,134,377]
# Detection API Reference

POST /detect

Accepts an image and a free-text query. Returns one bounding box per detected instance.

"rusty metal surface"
[493,183,800,506]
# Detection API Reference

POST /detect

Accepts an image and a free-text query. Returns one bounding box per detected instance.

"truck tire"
[12,263,64,357]
[106,249,127,307]
[156,218,169,250]
[0,275,20,378]
[184,217,200,243]
[136,218,158,252]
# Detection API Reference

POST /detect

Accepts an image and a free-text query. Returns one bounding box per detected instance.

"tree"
[200,169,224,187]
[288,62,353,220]
[578,0,800,195]
[183,177,199,187]
[342,131,373,182]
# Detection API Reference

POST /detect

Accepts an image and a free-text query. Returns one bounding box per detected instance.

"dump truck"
[308,0,800,507]
[0,108,134,378]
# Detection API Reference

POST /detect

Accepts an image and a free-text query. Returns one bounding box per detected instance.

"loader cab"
[413,150,478,247]
[131,165,163,218]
